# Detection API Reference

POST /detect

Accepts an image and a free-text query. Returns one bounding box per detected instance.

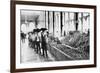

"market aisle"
[21,38,55,63]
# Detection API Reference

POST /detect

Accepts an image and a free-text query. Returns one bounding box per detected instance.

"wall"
[0,0,100,73]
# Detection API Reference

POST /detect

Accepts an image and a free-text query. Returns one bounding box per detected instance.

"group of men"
[28,30,49,57]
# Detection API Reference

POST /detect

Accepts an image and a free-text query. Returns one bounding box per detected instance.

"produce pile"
[56,44,89,60]
[49,43,89,60]
[61,31,90,53]
[48,31,90,61]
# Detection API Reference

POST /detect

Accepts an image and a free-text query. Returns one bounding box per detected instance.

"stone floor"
[20,39,55,63]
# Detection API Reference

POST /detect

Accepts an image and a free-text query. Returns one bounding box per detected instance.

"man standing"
[36,32,41,54]
[41,31,48,57]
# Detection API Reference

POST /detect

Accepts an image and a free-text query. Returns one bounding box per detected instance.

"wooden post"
[53,11,55,36]
[48,11,50,32]
[68,12,70,33]
[75,12,78,31]
[60,12,63,36]
[45,11,46,28]
[81,13,83,33]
